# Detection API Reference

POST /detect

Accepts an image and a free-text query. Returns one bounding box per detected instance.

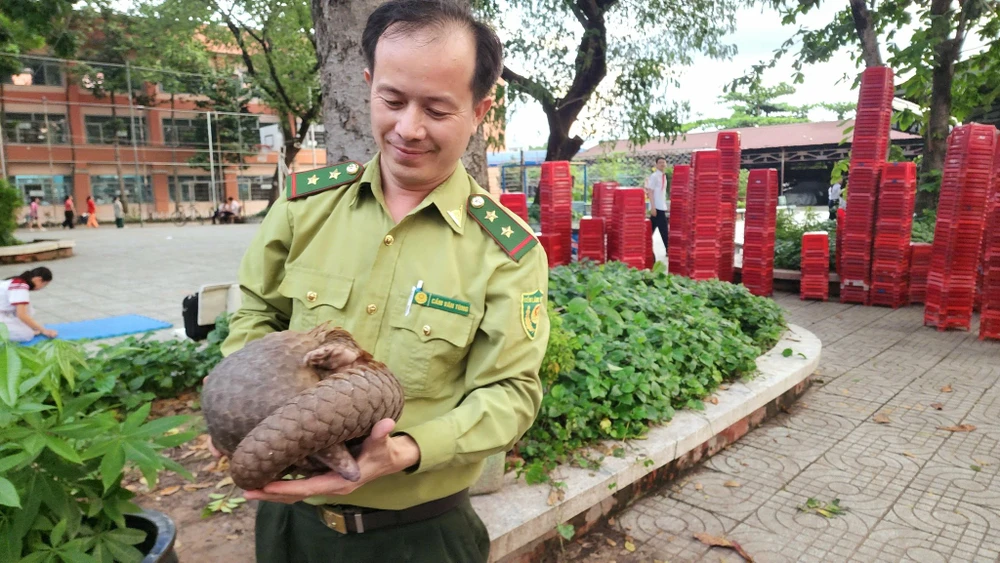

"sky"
[501,3,866,151]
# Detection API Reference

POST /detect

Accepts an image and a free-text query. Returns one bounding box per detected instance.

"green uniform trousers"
[255,497,490,563]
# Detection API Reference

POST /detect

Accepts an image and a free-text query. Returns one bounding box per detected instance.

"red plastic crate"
[667,165,691,276]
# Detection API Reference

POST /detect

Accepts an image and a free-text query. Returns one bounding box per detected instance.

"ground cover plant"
[773,208,837,271]
[515,260,786,482]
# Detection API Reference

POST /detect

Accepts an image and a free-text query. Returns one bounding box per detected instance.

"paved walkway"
[1,223,258,332]
[570,293,1000,563]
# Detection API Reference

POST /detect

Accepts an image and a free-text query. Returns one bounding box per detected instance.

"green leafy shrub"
[911,208,935,243]
[773,208,836,271]
[516,261,786,481]
[0,178,24,247]
[0,333,197,562]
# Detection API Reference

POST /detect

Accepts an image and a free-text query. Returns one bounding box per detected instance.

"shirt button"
[366,304,378,315]
[306,291,317,302]
[422,325,431,336]
[383,235,394,246]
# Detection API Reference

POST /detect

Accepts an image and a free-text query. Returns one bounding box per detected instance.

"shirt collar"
[350,152,470,234]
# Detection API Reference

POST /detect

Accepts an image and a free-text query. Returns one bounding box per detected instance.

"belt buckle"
[318,506,348,534]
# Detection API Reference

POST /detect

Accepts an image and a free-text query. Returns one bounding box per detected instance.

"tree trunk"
[848,0,883,67]
[462,124,490,189]
[311,0,379,165]
[170,92,181,209]
[266,117,309,204]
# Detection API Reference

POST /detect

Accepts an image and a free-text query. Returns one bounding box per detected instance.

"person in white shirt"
[0,267,57,342]
[828,180,842,220]
[644,156,669,252]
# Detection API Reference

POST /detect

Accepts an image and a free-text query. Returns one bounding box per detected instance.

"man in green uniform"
[216,0,550,561]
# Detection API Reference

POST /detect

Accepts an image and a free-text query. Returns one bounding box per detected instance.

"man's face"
[365,25,492,191]
[656,159,666,171]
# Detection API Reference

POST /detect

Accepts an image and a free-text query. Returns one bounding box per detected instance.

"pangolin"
[200,324,405,491]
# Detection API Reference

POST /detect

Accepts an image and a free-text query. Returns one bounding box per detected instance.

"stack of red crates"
[609,188,647,268]
[717,132,742,282]
[840,66,895,304]
[578,216,607,263]
[836,207,845,278]
[978,140,1000,340]
[499,192,529,223]
[539,161,573,265]
[689,150,722,280]
[592,181,618,220]
[801,232,830,300]
[870,162,917,308]
[537,234,562,268]
[742,169,778,296]
[667,165,692,277]
[908,243,933,304]
[924,123,998,331]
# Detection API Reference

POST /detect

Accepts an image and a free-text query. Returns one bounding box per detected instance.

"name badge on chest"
[405,281,470,317]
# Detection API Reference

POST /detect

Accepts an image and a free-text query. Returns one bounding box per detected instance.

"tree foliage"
[0,0,79,76]
[475,0,741,161]
[683,82,856,131]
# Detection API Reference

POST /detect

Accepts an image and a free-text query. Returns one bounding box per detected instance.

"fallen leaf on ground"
[902,452,917,458]
[606,538,617,547]
[158,486,181,496]
[719,384,730,390]
[694,483,704,491]
[723,480,741,488]
[970,465,981,472]
[216,476,234,489]
[226,534,239,541]
[873,413,891,424]
[183,482,213,492]
[693,532,754,562]
[624,540,636,552]
[547,489,564,506]
[941,385,953,393]
[178,450,198,460]
[608,517,616,527]
[938,424,976,432]
[930,403,944,410]
[710,397,719,405]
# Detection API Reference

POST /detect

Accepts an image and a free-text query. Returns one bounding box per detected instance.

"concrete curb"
[472,324,822,563]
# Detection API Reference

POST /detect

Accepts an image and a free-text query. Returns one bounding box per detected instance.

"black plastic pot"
[125,508,179,563]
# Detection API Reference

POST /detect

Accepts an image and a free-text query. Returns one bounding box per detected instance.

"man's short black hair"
[655,156,667,163]
[362,0,503,102]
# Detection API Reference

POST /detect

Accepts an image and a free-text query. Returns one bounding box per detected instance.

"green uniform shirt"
[221,153,549,510]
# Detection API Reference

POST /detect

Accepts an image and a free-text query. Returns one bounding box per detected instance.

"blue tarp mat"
[25,314,173,346]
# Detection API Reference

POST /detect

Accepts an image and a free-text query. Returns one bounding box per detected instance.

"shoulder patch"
[286,160,365,200]
[467,194,538,262]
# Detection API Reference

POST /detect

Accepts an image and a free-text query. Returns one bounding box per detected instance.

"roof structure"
[577,119,923,159]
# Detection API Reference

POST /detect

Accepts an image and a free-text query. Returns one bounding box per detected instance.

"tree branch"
[848,0,883,66]
[501,65,556,109]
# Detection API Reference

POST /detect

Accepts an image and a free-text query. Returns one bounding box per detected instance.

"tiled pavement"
[570,293,1000,563]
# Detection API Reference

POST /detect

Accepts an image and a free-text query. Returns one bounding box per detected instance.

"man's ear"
[364,68,372,86]
[472,96,493,131]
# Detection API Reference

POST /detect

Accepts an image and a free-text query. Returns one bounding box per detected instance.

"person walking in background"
[0,267,57,342]
[61,196,75,229]
[28,197,45,231]
[645,156,669,252]
[828,179,842,221]
[85,196,99,228]
[113,196,124,228]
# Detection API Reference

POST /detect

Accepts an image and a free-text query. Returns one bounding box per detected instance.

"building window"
[163,117,208,147]
[1,60,63,86]
[238,175,274,201]
[8,175,73,205]
[90,175,153,205]
[2,113,69,144]
[84,115,148,145]
[167,175,214,202]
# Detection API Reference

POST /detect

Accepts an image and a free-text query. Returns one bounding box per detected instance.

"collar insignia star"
[329,169,341,180]
[307,174,319,185]
[501,225,514,238]
[485,210,498,222]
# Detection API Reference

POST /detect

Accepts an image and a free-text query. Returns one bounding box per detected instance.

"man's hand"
[41,328,57,338]
[242,418,420,504]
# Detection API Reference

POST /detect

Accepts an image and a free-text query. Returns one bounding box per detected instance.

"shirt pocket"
[277,268,354,332]
[387,294,476,399]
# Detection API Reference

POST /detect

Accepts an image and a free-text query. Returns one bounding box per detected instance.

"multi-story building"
[0,55,332,225]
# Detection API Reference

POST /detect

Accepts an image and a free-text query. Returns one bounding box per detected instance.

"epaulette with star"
[286,160,365,200]
[467,194,538,262]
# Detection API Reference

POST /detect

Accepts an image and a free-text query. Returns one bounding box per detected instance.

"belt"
[316,489,468,534]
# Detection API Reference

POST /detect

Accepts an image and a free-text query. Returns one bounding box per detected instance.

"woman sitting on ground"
[0,267,57,342]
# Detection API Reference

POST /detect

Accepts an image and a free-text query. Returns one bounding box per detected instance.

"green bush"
[516,261,786,482]
[0,179,24,247]
[0,333,197,562]
[911,208,935,243]
[773,208,837,271]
